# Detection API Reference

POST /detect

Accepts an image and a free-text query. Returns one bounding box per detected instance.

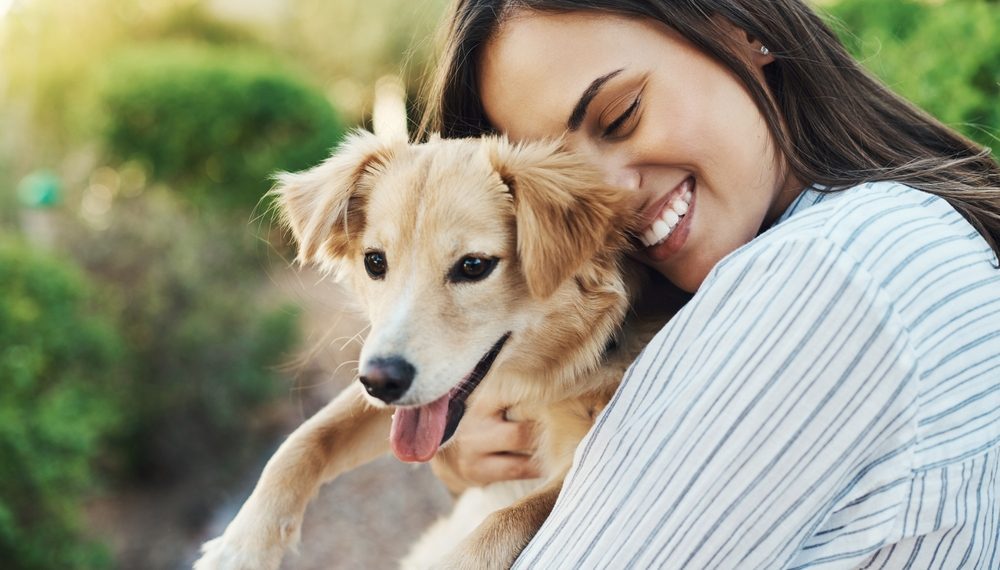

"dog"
[194,131,673,569]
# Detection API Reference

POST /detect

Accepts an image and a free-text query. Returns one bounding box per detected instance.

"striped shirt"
[513,181,1000,569]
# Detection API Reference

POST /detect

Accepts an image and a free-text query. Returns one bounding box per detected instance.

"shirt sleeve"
[512,236,921,569]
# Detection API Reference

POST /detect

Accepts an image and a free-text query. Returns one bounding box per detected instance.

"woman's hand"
[431,398,541,496]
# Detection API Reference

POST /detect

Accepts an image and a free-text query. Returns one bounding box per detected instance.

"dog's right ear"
[486,136,634,299]
[273,130,394,266]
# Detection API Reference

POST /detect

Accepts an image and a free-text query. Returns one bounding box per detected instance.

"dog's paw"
[193,517,299,570]
[194,536,283,570]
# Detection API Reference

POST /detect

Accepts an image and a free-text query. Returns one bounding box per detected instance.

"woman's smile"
[636,176,695,261]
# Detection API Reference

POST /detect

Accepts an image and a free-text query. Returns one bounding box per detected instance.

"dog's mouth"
[389,332,511,463]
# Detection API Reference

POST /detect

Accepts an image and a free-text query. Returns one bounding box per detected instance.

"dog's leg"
[436,477,563,570]
[195,381,391,570]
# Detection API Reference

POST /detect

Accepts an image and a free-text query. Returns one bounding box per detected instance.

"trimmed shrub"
[0,238,123,569]
[95,43,345,211]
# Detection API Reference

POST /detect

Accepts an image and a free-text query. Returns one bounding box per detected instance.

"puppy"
[195,131,672,570]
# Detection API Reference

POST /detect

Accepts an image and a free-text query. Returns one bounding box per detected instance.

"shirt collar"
[772,184,830,227]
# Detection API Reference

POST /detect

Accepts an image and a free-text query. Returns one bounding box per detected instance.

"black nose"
[359,357,416,403]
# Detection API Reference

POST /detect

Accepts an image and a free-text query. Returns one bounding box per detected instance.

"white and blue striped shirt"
[514,181,1000,569]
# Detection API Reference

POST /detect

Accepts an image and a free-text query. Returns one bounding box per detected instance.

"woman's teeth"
[640,188,693,247]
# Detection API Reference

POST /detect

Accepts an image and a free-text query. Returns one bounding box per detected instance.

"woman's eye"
[364,251,387,280]
[448,256,498,283]
[602,95,641,139]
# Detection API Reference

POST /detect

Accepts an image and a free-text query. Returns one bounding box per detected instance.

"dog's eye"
[449,256,498,283]
[364,251,387,280]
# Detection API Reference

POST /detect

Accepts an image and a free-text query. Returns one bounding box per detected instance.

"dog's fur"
[195,132,672,570]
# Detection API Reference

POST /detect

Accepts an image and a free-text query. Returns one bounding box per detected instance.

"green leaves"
[825,0,1000,151]
[0,239,123,569]
[95,43,347,212]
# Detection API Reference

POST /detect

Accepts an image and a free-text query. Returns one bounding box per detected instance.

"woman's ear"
[273,130,394,266]
[747,35,775,67]
[486,136,634,299]
[715,17,775,68]
[735,24,775,67]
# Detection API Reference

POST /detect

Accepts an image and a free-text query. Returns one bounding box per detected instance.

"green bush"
[62,188,300,485]
[824,0,1000,151]
[95,43,346,211]
[0,239,122,569]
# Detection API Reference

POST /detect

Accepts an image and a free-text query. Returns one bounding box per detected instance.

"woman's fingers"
[493,415,538,454]
[462,412,538,455]
[430,399,542,494]
[466,452,542,485]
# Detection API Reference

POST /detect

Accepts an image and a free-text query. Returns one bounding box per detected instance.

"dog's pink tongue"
[390,394,449,463]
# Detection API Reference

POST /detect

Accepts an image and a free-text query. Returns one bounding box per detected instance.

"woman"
[422,0,1000,568]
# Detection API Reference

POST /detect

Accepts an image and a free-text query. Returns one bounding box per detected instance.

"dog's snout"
[359,356,416,403]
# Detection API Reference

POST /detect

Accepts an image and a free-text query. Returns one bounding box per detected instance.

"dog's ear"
[273,130,394,266]
[486,136,633,299]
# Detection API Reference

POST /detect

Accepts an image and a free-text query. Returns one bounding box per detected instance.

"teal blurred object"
[16,170,61,208]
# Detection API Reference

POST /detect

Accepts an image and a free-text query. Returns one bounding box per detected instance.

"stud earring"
[759,45,770,55]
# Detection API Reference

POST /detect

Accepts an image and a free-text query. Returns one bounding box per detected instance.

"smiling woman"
[478,12,797,292]
[421,0,1000,568]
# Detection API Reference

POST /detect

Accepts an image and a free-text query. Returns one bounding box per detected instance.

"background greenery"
[0,240,122,568]
[824,0,999,150]
[0,0,995,568]
[96,43,345,211]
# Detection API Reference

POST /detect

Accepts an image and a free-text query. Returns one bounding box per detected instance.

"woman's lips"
[637,177,695,261]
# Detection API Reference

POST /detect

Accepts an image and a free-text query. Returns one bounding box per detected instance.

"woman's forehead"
[478,11,683,140]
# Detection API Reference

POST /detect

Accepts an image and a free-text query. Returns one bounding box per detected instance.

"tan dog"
[195,132,672,569]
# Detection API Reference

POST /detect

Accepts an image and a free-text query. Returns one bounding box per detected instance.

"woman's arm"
[514,236,920,569]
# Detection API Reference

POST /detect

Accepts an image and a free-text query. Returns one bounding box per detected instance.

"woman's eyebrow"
[567,68,625,131]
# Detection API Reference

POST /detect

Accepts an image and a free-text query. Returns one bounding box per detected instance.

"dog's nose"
[358,357,416,403]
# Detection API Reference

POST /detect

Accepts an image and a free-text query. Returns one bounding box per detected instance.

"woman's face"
[479,11,802,292]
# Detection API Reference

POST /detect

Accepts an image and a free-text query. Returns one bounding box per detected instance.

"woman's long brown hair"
[419,0,1000,260]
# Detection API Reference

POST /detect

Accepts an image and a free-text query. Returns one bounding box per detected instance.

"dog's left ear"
[486,137,633,299]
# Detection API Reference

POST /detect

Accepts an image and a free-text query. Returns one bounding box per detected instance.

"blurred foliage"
[0,239,122,569]
[279,0,449,119]
[94,43,345,211]
[62,188,300,484]
[823,0,1000,151]
[0,1,266,144]
[0,0,447,150]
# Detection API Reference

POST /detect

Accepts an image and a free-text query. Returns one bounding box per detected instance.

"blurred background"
[0,0,996,568]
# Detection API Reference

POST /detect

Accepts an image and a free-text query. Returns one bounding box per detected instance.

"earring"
[759,45,770,55]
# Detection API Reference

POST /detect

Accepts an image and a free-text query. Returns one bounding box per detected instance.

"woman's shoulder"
[749,181,998,282]
[700,181,999,473]
[773,180,972,248]
[709,179,998,345]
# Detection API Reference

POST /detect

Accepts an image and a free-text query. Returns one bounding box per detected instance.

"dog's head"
[275,131,634,461]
